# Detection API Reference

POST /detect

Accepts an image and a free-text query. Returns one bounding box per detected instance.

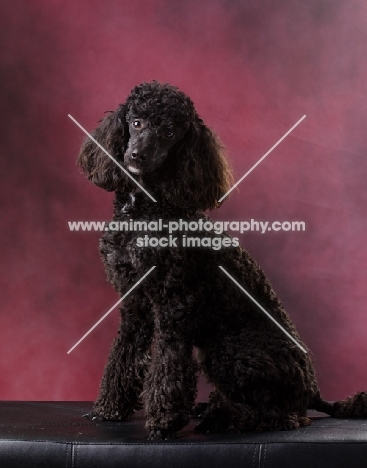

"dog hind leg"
[199,330,312,432]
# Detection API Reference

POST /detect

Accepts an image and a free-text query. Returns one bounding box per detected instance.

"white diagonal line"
[67,266,156,354]
[218,115,306,203]
[218,266,307,354]
[68,114,157,203]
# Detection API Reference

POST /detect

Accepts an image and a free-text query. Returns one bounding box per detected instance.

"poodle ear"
[77,104,129,191]
[164,120,234,210]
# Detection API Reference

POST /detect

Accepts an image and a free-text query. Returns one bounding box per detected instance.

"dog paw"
[148,428,177,440]
[84,406,132,421]
[191,402,209,418]
[195,418,231,434]
[194,420,212,434]
[83,411,105,421]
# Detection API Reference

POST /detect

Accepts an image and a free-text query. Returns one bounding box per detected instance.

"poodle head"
[123,81,194,176]
[77,81,234,210]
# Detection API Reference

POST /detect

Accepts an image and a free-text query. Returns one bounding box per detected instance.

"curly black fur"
[77,81,367,440]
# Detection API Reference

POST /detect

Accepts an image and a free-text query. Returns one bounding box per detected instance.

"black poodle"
[77,81,367,440]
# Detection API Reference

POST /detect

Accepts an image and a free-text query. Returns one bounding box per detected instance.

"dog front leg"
[87,298,154,421]
[143,329,198,440]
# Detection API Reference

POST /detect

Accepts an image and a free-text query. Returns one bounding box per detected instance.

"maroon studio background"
[1,0,366,402]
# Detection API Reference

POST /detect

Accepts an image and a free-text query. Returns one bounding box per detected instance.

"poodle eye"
[165,130,175,139]
[132,120,142,129]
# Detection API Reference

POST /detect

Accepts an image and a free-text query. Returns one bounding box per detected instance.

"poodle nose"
[131,150,146,161]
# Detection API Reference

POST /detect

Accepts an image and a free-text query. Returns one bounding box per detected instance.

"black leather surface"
[1,401,367,467]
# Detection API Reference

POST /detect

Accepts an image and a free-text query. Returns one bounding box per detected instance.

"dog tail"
[312,391,367,418]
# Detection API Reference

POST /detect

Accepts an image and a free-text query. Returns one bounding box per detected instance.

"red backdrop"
[1,0,366,402]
